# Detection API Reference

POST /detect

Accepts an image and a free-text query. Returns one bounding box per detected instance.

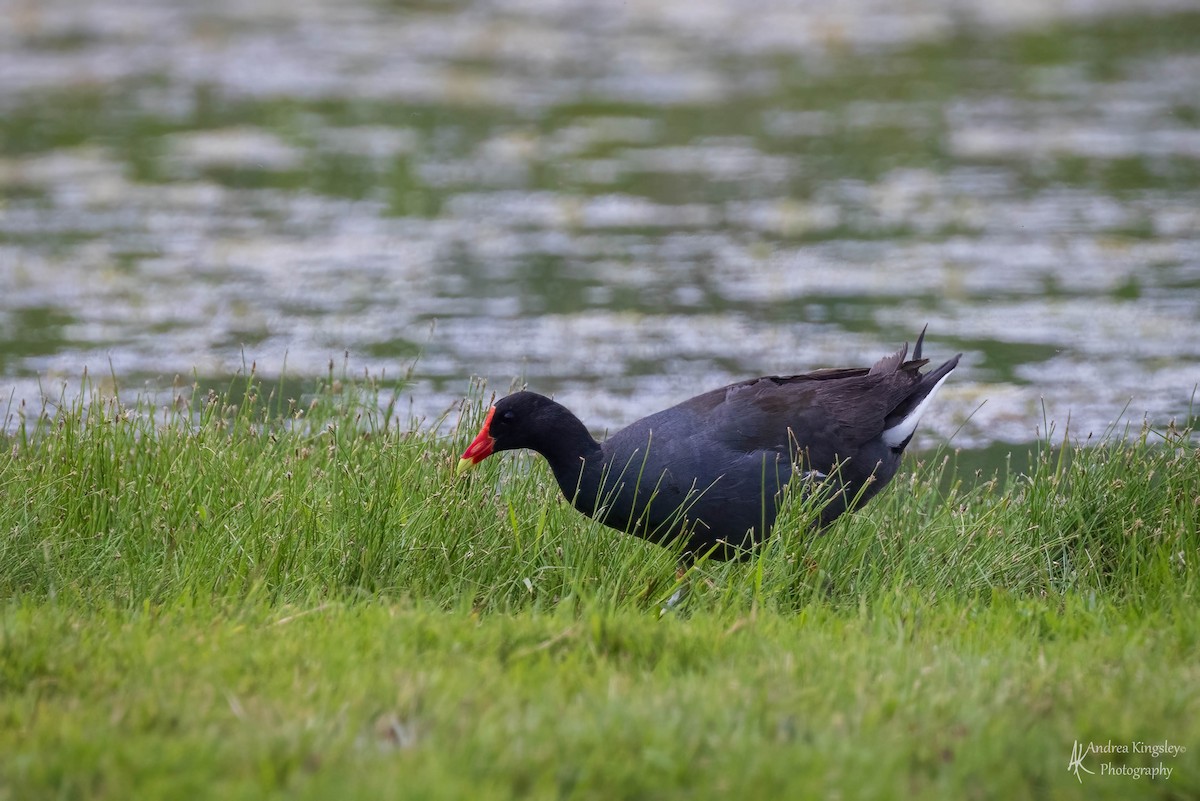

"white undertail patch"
[881,370,954,449]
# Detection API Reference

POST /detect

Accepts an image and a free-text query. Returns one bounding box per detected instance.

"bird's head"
[456,391,560,474]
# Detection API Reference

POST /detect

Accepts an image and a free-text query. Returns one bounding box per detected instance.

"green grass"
[1,372,1197,800]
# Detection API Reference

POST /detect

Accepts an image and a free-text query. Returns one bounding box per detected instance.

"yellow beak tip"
[456,457,476,476]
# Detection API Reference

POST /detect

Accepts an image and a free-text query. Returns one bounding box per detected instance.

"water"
[2,0,1198,455]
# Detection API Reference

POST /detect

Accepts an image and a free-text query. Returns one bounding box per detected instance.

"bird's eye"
[502,410,516,422]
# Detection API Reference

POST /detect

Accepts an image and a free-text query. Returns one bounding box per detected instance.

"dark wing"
[697,339,937,463]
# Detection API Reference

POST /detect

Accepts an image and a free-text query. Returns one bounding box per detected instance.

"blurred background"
[1,0,1198,464]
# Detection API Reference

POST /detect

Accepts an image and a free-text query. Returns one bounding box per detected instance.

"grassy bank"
[1,375,1197,799]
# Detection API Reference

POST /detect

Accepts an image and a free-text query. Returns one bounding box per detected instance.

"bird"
[458,328,961,561]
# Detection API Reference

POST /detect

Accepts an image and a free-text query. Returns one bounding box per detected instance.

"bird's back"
[561,339,961,559]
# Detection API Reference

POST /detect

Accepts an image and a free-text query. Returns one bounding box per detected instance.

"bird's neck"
[531,408,605,513]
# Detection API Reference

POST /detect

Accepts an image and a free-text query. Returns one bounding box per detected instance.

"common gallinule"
[459,328,961,560]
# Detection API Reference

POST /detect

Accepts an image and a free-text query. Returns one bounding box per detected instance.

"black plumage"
[459,329,961,559]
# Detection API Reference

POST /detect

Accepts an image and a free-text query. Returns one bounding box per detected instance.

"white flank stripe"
[881,370,954,448]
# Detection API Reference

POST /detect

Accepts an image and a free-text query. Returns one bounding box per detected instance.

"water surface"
[2,0,1198,454]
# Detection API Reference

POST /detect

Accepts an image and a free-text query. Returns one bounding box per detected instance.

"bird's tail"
[880,345,962,450]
